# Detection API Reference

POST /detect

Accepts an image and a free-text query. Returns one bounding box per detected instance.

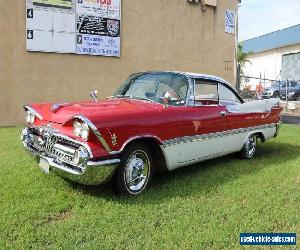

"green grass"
[0,125,299,249]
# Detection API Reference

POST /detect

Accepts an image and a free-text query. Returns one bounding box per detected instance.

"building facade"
[0,0,238,126]
[242,24,300,90]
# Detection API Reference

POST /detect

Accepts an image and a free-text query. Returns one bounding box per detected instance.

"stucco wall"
[0,0,237,126]
[243,44,300,89]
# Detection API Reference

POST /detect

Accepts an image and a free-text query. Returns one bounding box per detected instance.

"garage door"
[281,53,300,81]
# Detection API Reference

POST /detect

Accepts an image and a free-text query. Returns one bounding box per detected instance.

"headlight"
[25,111,35,124]
[73,121,89,141]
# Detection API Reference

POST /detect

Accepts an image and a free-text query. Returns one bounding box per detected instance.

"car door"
[178,79,228,167]
[218,83,260,154]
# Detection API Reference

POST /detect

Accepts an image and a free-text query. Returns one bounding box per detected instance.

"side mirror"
[90,90,98,102]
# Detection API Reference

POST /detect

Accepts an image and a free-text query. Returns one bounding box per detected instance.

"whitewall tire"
[114,142,153,196]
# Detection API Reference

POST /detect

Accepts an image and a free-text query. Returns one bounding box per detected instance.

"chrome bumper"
[21,127,120,185]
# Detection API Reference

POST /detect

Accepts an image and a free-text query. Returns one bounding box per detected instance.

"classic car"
[21,71,282,196]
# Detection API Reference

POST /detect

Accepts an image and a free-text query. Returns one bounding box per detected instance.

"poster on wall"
[225,10,235,34]
[26,0,76,53]
[26,0,121,57]
[76,0,121,57]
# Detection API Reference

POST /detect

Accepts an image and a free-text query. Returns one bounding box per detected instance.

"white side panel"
[162,124,277,171]
[179,138,224,164]
[223,132,247,154]
[162,136,225,171]
[161,144,180,170]
[260,126,277,141]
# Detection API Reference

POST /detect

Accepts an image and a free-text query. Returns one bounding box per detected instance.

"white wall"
[243,44,300,90]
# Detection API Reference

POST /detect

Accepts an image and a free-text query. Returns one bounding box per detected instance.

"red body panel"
[29,98,282,158]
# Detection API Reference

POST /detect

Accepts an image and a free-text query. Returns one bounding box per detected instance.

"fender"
[110,135,163,155]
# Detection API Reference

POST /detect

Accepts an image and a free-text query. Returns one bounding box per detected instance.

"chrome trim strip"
[24,105,43,120]
[64,115,112,153]
[162,123,277,147]
[109,135,162,155]
[87,159,121,167]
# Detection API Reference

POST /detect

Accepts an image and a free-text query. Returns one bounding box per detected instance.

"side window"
[219,84,241,106]
[194,80,218,106]
[291,81,297,88]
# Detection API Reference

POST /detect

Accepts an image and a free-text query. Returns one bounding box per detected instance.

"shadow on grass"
[66,141,300,204]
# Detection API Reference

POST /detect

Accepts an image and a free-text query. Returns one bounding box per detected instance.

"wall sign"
[33,0,73,9]
[26,0,121,57]
[225,10,235,34]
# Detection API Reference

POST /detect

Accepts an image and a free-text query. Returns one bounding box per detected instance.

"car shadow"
[65,141,300,204]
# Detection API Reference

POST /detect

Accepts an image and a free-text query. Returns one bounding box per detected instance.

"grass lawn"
[0,125,299,249]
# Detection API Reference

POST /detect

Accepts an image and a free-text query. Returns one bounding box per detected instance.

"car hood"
[29,98,162,124]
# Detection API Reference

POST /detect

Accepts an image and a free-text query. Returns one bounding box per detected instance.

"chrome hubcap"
[125,151,150,192]
[245,135,256,157]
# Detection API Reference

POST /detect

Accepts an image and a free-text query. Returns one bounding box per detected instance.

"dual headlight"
[25,110,36,124]
[73,121,89,141]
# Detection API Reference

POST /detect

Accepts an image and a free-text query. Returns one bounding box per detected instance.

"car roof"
[136,71,230,85]
[133,71,244,103]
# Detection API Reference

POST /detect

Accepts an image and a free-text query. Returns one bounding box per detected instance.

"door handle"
[220,111,228,117]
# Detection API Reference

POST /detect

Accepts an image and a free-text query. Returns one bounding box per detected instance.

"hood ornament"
[51,103,71,113]
[90,90,98,102]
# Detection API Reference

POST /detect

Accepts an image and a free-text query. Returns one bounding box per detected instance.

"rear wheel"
[239,134,257,159]
[114,142,153,196]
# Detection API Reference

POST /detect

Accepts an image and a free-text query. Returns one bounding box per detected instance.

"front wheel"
[114,142,153,196]
[239,134,257,159]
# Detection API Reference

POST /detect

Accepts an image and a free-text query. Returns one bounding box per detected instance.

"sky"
[238,0,300,42]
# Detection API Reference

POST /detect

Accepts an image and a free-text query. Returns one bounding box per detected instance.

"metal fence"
[239,76,300,114]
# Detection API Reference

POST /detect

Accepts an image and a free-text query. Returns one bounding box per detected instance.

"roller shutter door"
[281,53,300,81]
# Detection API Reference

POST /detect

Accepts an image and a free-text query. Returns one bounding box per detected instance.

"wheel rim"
[245,135,256,157]
[124,150,150,192]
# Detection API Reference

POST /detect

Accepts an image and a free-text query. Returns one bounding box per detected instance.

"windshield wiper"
[109,95,154,103]
[130,96,154,103]
[108,95,131,99]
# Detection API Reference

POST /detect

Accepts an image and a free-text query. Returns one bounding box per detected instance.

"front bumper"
[21,127,120,185]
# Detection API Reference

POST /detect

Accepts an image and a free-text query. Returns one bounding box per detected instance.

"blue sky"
[238,0,300,41]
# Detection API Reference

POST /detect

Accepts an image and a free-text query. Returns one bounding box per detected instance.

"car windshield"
[113,72,189,106]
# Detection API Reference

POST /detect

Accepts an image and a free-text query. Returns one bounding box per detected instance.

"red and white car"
[21,71,282,195]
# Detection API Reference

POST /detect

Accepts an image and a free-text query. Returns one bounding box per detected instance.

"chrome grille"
[27,127,82,167]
